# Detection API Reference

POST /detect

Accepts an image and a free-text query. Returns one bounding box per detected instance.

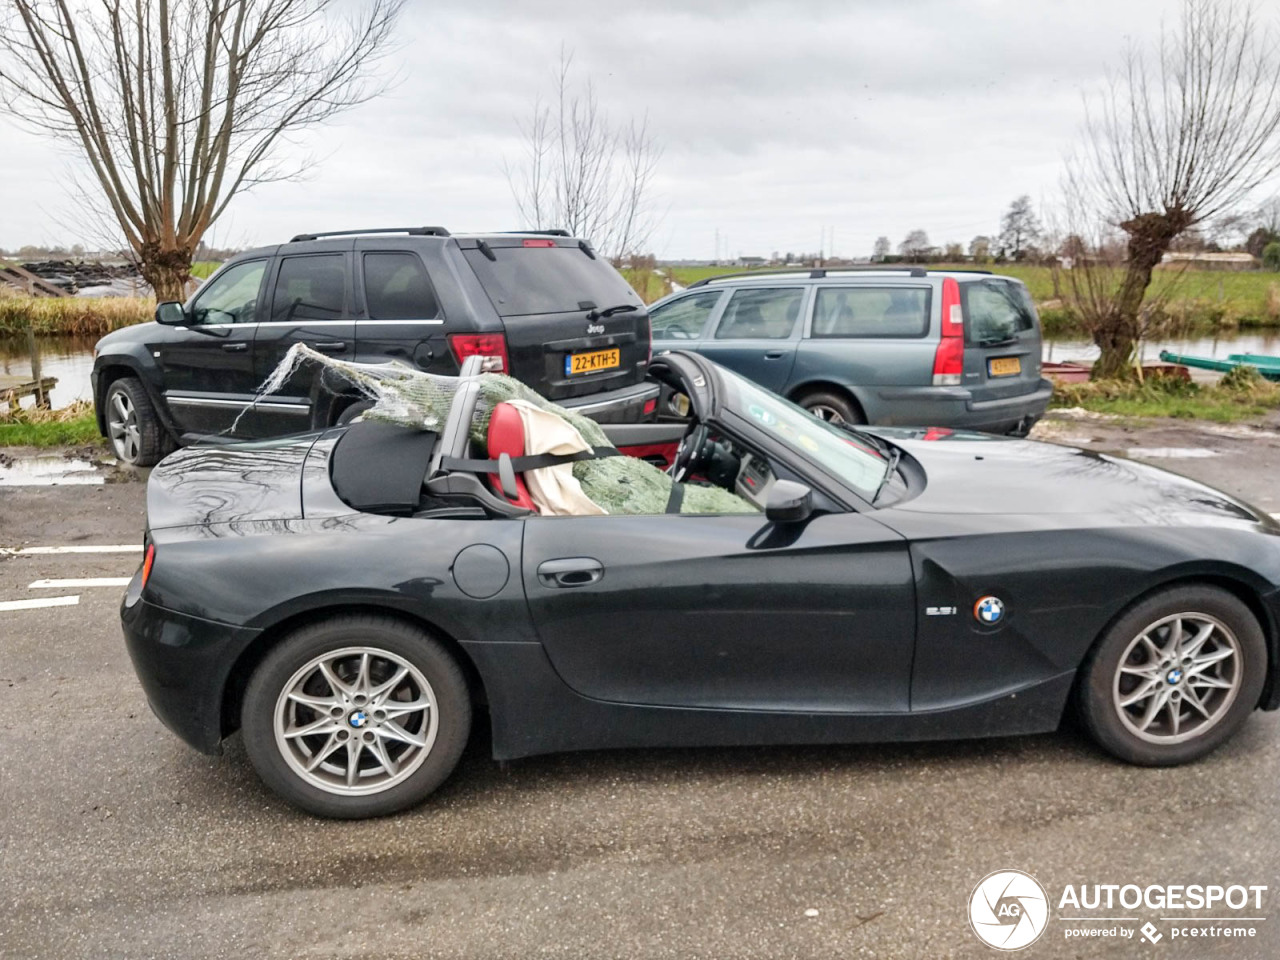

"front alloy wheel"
[1079,585,1265,766]
[104,377,168,466]
[242,616,471,818]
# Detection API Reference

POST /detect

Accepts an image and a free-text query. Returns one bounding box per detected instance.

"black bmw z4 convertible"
[123,350,1280,817]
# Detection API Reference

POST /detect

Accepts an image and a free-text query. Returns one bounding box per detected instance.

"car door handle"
[313,341,347,353]
[763,350,786,359]
[537,557,604,588]
[221,342,248,352]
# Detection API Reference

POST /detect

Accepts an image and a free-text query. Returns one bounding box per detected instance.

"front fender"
[92,345,178,437]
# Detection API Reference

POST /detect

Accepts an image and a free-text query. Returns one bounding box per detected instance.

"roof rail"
[928,267,993,275]
[289,226,451,242]
[688,265,927,287]
[501,228,572,237]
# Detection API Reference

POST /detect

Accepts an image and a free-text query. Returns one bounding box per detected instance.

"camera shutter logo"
[968,869,1049,951]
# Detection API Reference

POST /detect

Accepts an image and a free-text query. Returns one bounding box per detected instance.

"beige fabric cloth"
[505,398,608,516]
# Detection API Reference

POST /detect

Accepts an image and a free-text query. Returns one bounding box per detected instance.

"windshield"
[717,367,889,498]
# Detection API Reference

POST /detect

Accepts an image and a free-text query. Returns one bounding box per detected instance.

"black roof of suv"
[91,226,658,465]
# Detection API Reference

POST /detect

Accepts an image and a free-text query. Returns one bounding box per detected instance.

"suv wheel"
[1077,585,1266,766]
[104,377,170,466]
[335,400,373,426]
[798,390,863,426]
[241,615,472,818]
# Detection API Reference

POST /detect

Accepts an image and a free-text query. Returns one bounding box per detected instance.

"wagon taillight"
[932,276,964,386]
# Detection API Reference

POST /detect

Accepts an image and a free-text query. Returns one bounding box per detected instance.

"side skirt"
[459,641,1075,761]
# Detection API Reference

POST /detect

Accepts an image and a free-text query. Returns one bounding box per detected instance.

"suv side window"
[649,290,722,339]
[714,287,804,340]
[271,254,347,322]
[363,252,439,320]
[812,287,931,339]
[190,259,267,325]
[963,279,1035,342]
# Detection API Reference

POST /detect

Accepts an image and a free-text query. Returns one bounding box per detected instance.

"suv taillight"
[449,333,509,373]
[932,277,964,386]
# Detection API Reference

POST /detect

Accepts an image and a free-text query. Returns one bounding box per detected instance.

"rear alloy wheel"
[798,390,863,426]
[1078,586,1266,766]
[104,377,169,466]
[242,616,471,818]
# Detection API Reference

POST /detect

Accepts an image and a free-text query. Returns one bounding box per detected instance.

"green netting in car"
[256,344,755,515]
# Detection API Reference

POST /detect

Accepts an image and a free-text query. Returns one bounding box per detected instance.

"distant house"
[1157,251,1259,272]
[736,256,768,267]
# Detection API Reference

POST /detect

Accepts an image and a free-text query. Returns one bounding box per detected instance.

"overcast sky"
[0,0,1200,260]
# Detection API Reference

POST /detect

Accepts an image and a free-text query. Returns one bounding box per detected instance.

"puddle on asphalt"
[1127,447,1221,459]
[0,456,106,486]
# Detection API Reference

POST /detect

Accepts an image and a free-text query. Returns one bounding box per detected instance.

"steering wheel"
[669,421,709,482]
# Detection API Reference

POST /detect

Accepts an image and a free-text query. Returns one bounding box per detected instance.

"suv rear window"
[963,279,1036,343]
[812,287,930,338]
[462,245,637,317]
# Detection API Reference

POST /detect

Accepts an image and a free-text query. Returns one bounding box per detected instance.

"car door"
[521,511,916,713]
[354,249,447,371]
[158,258,268,436]
[250,247,357,437]
[696,285,806,393]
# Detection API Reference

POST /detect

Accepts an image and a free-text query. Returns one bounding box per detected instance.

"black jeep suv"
[91,227,656,465]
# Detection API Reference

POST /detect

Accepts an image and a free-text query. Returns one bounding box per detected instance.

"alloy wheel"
[807,403,846,424]
[107,389,141,462]
[273,646,439,796]
[1112,612,1242,744]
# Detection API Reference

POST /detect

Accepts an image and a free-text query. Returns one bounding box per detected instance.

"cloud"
[0,0,1175,258]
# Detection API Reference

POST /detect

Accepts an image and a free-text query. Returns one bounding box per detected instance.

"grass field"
[0,294,154,337]
[1050,365,1280,422]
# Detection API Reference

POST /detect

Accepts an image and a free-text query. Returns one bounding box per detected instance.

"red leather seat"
[486,402,537,510]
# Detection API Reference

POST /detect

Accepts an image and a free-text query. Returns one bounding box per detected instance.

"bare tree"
[871,235,890,261]
[1073,0,1280,377]
[0,0,402,300]
[507,51,662,262]
[998,195,1041,261]
[969,235,992,262]
[898,229,930,262]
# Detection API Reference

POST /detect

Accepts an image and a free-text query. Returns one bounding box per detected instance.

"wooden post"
[26,327,48,409]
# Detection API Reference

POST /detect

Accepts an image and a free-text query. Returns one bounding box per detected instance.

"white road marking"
[0,595,80,612]
[29,578,132,589]
[0,544,142,556]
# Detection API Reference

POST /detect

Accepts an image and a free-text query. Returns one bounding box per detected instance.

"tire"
[1077,585,1266,766]
[241,615,472,818]
[335,400,373,426]
[797,389,864,426]
[104,377,171,466]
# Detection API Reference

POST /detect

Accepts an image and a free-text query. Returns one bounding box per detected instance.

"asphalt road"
[2,421,1280,959]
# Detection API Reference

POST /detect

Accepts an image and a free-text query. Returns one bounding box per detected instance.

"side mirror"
[764,479,813,524]
[155,301,187,325]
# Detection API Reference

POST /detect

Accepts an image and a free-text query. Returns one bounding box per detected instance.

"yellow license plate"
[988,356,1022,377]
[566,347,620,375]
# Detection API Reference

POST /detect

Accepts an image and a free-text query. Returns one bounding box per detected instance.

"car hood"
[146,433,319,530]
[97,321,160,351]
[873,428,1262,524]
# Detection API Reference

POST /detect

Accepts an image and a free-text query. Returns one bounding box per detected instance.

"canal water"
[6,330,1280,411]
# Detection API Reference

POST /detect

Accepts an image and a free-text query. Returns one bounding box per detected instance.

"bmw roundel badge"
[974,596,1005,625]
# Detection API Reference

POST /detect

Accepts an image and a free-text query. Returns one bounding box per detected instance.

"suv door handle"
[221,342,248,352]
[537,557,604,588]
[313,341,347,353]
[763,350,786,359]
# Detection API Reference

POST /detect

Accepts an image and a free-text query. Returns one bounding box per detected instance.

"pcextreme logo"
[967,870,1269,950]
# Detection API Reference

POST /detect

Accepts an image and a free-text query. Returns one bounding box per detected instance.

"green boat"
[1158,349,1280,381]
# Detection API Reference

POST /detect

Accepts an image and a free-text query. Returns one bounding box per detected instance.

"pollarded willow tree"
[0,0,402,300]
[1073,0,1280,378]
